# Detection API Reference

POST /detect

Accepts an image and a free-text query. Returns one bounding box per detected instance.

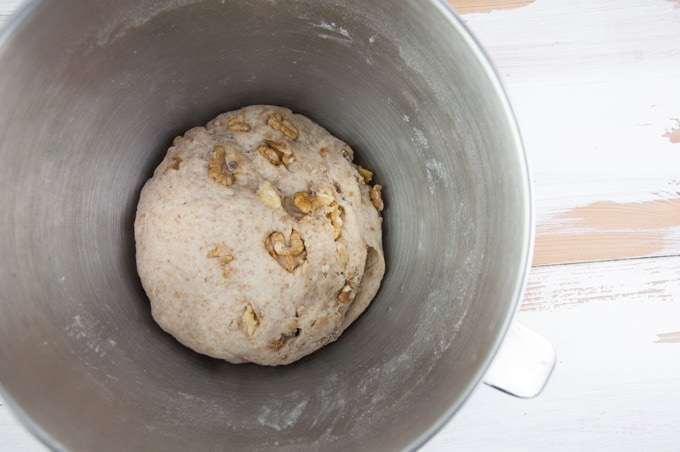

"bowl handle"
[483,322,556,398]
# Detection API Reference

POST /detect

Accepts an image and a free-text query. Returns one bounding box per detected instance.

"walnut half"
[258,140,295,167]
[267,112,299,140]
[227,114,251,132]
[265,230,307,273]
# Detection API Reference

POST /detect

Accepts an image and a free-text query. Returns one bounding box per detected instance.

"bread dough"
[134,105,385,365]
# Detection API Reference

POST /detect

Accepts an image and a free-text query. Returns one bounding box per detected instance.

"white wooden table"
[2,0,680,450]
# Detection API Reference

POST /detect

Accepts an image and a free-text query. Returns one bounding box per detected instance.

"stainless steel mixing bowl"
[0,1,532,450]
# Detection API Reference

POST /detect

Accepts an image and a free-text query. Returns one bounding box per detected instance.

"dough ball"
[134,105,385,365]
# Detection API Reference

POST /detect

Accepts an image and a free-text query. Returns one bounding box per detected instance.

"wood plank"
[522,255,680,312]
[448,0,535,14]
[663,118,680,144]
[456,0,680,265]
[426,255,680,451]
[655,331,680,343]
[534,198,680,265]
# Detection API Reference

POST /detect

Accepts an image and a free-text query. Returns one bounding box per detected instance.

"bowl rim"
[0,0,534,450]
[407,1,534,450]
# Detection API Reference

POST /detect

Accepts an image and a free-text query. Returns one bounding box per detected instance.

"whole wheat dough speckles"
[134,105,385,366]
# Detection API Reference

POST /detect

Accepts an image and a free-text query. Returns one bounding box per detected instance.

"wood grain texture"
[534,198,680,265]
[522,255,680,312]
[655,331,680,343]
[663,119,680,143]
[448,0,535,14]
[427,255,680,451]
[462,0,680,265]
[426,259,680,450]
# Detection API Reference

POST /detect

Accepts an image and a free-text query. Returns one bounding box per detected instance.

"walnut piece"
[227,114,251,132]
[270,324,300,351]
[337,283,356,304]
[293,188,343,239]
[258,140,295,167]
[241,305,259,336]
[208,145,236,186]
[206,246,222,259]
[163,155,182,174]
[293,187,334,213]
[293,192,314,214]
[270,337,285,351]
[312,314,329,329]
[207,245,234,278]
[315,187,335,207]
[257,180,282,209]
[356,165,373,183]
[265,230,307,273]
[327,202,343,239]
[370,184,384,211]
[267,112,299,140]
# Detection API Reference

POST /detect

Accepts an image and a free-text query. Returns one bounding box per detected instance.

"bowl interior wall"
[0,1,530,450]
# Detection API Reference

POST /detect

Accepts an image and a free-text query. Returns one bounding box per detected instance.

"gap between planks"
[522,254,680,312]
